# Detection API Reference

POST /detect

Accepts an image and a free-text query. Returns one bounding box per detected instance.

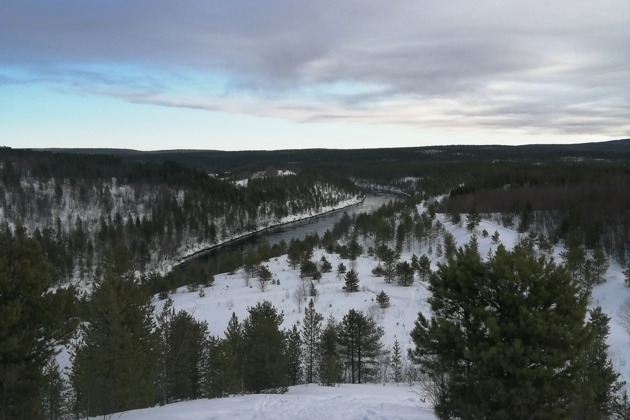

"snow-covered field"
[110,210,630,420]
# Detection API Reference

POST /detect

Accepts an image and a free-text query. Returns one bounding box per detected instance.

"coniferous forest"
[2,140,630,419]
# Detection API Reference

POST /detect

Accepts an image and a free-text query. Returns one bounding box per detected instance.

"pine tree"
[466,208,481,232]
[376,291,390,309]
[396,260,415,286]
[417,254,431,282]
[574,306,623,419]
[0,225,76,420]
[165,311,209,401]
[390,339,403,383]
[241,301,288,393]
[206,336,239,398]
[336,262,347,278]
[562,233,588,288]
[409,243,594,420]
[40,358,71,420]
[302,299,323,383]
[320,255,333,273]
[344,269,360,292]
[223,312,244,395]
[615,390,630,420]
[256,264,272,292]
[156,298,176,405]
[338,309,384,384]
[318,316,342,387]
[71,245,159,417]
[286,325,303,386]
[591,247,610,285]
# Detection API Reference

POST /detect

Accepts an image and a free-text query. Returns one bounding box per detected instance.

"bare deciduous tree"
[293,279,309,313]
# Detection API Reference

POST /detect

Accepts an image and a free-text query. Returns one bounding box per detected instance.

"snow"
[104,384,432,420]
[111,205,630,419]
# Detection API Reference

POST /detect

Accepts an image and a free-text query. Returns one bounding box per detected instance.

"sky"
[1,1,629,151]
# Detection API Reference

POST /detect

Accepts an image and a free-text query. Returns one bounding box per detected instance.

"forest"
[1,140,630,420]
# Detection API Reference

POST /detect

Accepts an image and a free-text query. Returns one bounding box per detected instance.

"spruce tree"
[409,243,594,419]
[390,339,403,383]
[0,225,76,420]
[344,269,360,293]
[302,299,323,383]
[71,245,159,417]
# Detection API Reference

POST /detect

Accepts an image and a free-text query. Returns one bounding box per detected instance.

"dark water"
[250,193,399,247]
[186,193,400,266]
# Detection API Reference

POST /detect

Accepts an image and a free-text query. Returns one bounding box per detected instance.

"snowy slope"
[127,208,630,420]
[103,384,432,420]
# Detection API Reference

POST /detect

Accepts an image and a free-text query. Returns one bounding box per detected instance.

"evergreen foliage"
[336,262,347,278]
[591,247,610,285]
[318,316,342,387]
[40,357,71,420]
[574,306,624,419]
[241,301,288,393]
[319,255,333,273]
[395,260,414,286]
[338,309,384,384]
[390,339,403,383]
[417,254,431,282]
[409,243,603,419]
[256,264,273,292]
[343,269,360,293]
[302,299,323,384]
[0,148,360,288]
[163,311,209,402]
[376,291,390,309]
[223,312,244,395]
[70,245,159,417]
[0,225,76,420]
[286,325,303,386]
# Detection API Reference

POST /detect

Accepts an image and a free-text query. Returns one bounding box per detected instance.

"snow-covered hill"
[103,384,432,420]
[105,208,630,419]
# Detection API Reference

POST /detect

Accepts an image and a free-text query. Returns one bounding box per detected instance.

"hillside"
[0,147,361,286]
[89,206,629,419]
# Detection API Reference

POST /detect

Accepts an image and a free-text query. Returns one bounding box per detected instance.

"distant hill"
[46,138,630,174]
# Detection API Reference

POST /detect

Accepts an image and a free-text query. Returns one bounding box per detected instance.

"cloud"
[1,0,629,138]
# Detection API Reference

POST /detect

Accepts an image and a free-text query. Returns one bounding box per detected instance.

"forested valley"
[2,140,630,420]
[0,147,360,288]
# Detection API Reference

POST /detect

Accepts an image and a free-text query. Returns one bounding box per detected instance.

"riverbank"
[162,195,366,273]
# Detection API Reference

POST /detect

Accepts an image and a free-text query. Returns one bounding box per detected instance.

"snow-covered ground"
[104,384,432,420]
[108,209,630,419]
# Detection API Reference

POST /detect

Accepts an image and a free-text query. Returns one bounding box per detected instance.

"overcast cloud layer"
[1,0,629,149]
